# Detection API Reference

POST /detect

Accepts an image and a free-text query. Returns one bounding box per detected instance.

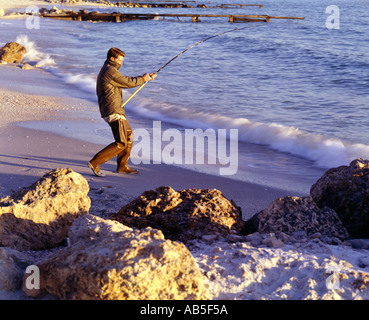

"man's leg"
[115,121,138,174]
[110,118,138,174]
[116,140,137,174]
[88,142,124,177]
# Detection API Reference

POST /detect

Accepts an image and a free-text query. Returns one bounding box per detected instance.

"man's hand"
[143,73,150,82]
[143,73,157,82]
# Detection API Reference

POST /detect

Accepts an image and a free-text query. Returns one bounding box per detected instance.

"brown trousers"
[109,118,134,171]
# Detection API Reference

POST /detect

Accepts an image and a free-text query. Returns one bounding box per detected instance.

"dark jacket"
[96,60,145,118]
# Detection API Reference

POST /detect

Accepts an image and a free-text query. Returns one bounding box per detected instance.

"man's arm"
[110,70,156,88]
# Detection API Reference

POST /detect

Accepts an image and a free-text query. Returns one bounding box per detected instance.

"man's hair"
[107,47,125,60]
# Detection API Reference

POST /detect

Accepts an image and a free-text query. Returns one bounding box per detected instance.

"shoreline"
[1,112,296,220]
[0,62,320,195]
[0,63,300,219]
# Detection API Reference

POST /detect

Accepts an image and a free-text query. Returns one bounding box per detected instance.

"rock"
[21,63,34,70]
[110,186,244,243]
[226,234,244,243]
[310,158,369,238]
[68,212,132,244]
[242,196,350,241]
[0,168,90,251]
[262,237,284,248]
[0,42,26,64]
[202,234,218,242]
[51,6,61,13]
[291,230,307,238]
[0,247,32,291]
[23,214,210,300]
[358,256,369,268]
[244,232,263,246]
[346,239,369,250]
[39,7,49,14]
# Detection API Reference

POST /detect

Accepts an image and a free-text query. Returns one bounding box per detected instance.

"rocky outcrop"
[23,214,210,300]
[242,196,350,241]
[0,247,32,291]
[0,42,26,64]
[111,186,244,243]
[0,168,90,251]
[311,158,369,238]
[0,161,366,300]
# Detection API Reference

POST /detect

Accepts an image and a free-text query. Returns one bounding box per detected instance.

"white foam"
[15,35,55,68]
[128,97,369,169]
[59,72,96,95]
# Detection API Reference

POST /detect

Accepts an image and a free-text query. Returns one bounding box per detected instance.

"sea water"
[1,0,368,193]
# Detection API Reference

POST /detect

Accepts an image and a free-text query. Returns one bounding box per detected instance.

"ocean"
[1,0,368,193]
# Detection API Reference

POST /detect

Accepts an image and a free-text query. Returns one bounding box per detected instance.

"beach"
[0,63,294,216]
[1,0,369,301]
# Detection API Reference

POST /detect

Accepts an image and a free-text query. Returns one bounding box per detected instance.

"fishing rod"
[122,24,262,107]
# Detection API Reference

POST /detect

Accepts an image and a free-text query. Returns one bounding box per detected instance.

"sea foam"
[128,97,369,169]
[16,35,55,68]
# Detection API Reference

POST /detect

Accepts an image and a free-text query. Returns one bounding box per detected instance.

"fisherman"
[88,47,157,177]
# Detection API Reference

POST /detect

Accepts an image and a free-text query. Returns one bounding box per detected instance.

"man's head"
[107,47,125,67]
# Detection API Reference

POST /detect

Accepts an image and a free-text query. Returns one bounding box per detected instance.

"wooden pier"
[40,11,304,23]
[94,1,263,9]
[219,4,263,9]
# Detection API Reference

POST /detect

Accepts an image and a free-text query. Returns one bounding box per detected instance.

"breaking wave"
[128,97,369,169]
[16,35,55,68]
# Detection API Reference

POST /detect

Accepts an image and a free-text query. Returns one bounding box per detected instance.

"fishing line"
[156,24,261,74]
[122,24,264,107]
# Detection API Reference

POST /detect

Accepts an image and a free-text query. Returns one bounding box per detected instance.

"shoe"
[88,142,123,177]
[116,166,139,174]
[116,141,136,174]
[116,141,138,174]
[88,161,106,177]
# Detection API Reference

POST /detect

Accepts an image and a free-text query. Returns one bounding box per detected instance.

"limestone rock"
[242,196,350,241]
[262,236,284,248]
[0,247,32,291]
[24,214,210,300]
[0,42,26,64]
[111,186,244,243]
[0,168,90,251]
[346,239,369,250]
[21,63,34,70]
[310,158,369,238]
[68,212,133,245]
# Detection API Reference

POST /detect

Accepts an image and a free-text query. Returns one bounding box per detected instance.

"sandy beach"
[1,1,369,301]
[0,64,293,218]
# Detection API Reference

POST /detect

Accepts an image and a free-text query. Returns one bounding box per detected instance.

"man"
[88,47,157,177]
